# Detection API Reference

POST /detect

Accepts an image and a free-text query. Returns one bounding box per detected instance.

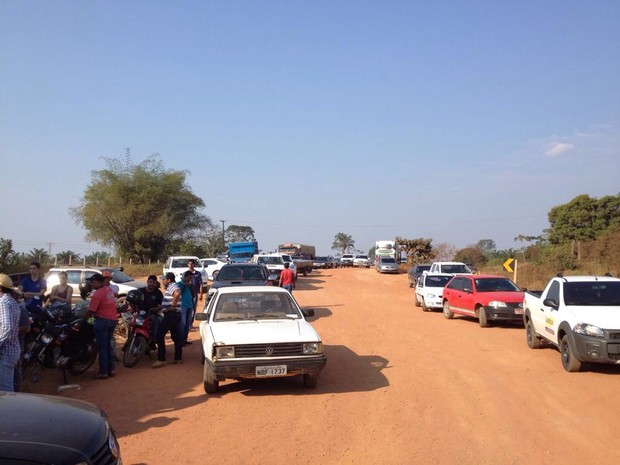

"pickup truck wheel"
[526,320,543,349]
[443,301,454,319]
[203,363,219,393]
[303,374,318,388]
[414,293,421,307]
[477,306,488,327]
[560,335,583,372]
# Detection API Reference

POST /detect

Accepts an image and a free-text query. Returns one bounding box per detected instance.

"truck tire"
[525,320,543,349]
[303,269,308,277]
[560,335,583,372]
[477,306,488,327]
[443,301,454,319]
[203,363,219,393]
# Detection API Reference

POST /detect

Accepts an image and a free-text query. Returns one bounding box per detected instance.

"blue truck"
[227,241,259,263]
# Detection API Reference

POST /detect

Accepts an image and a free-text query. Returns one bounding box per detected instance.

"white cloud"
[545,142,574,157]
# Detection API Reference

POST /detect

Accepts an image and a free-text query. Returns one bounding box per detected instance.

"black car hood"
[0,392,110,463]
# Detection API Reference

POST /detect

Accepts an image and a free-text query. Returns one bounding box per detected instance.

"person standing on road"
[186,259,203,331]
[84,273,118,380]
[152,272,182,368]
[20,262,46,313]
[177,271,194,347]
[0,274,23,391]
[279,262,295,294]
[12,289,30,392]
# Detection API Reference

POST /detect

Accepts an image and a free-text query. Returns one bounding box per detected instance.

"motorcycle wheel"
[67,340,98,375]
[114,316,130,344]
[123,335,148,368]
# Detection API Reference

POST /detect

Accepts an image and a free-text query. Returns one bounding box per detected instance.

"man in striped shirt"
[152,272,183,368]
[0,274,21,391]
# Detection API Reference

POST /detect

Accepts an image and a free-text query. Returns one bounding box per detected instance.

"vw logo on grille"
[265,346,274,356]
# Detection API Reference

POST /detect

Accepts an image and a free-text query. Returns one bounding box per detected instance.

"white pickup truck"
[523,275,620,372]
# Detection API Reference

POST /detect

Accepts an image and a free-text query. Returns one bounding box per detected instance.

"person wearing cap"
[102,270,119,298]
[0,273,21,391]
[84,273,118,379]
[152,272,183,368]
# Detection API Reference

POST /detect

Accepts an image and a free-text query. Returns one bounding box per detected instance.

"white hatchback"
[195,286,326,394]
[414,273,453,312]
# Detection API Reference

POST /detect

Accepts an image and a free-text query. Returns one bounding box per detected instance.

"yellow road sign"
[503,258,515,272]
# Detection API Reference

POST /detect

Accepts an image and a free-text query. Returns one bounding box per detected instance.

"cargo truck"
[227,241,259,263]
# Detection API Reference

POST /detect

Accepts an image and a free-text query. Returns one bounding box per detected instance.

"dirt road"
[26,268,619,464]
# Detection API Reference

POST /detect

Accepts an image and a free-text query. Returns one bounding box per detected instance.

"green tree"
[0,238,22,272]
[225,225,256,243]
[85,251,112,265]
[71,151,211,263]
[454,247,488,269]
[476,239,496,256]
[547,193,620,259]
[396,237,435,265]
[332,233,355,255]
[55,250,82,265]
[27,248,50,264]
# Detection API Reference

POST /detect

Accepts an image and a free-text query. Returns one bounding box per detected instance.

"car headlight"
[573,323,605,338]
[302,342,322,354]
[215,346,235,358]
[488,301,507,308]
[428,293,437,299]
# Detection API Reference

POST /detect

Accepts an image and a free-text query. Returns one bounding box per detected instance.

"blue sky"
[1,1,619,258]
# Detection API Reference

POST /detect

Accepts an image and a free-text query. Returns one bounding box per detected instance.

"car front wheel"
[477,306,488,327]
[203,363,219,394]
[560,335,583,372]
[443,301,454,319]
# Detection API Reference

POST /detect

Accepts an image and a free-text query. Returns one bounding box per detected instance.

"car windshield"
[217,266,266,281]
[443,264,472,274]
[380,258,396,264]
[171,258,198,268]
[230,252,252,259]
[563,281,620,306]
[213,292,301,321]
[414,266,431,274]
[258,257,282,265]
[474,278,520,292]
[425,275,452,287]
[355,255,368,259]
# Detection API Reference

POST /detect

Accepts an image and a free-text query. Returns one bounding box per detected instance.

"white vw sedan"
[195,286,327,394]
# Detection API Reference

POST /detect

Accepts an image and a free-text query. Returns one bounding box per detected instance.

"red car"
[442,274,524,327]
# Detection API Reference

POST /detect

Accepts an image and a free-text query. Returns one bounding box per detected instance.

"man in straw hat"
[0,273,21,391]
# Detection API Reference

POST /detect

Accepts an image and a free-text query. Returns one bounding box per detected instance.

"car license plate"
[256,365,287,377]
[515,308,524,315]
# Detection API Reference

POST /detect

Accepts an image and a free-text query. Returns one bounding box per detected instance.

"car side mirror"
[302,309,315,318]
[195,312,208,321]
[543,298,559,310]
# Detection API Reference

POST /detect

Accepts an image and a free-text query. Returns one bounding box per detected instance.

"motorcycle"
[22,303,97,383]
[122,289,154,367]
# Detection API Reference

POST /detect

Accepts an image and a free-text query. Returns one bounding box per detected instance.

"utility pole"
[220,219,226,245]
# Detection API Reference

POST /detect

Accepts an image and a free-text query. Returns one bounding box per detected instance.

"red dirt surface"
[23,268,620,464]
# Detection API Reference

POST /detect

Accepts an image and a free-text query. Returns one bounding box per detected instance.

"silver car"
[376,257,399,274]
